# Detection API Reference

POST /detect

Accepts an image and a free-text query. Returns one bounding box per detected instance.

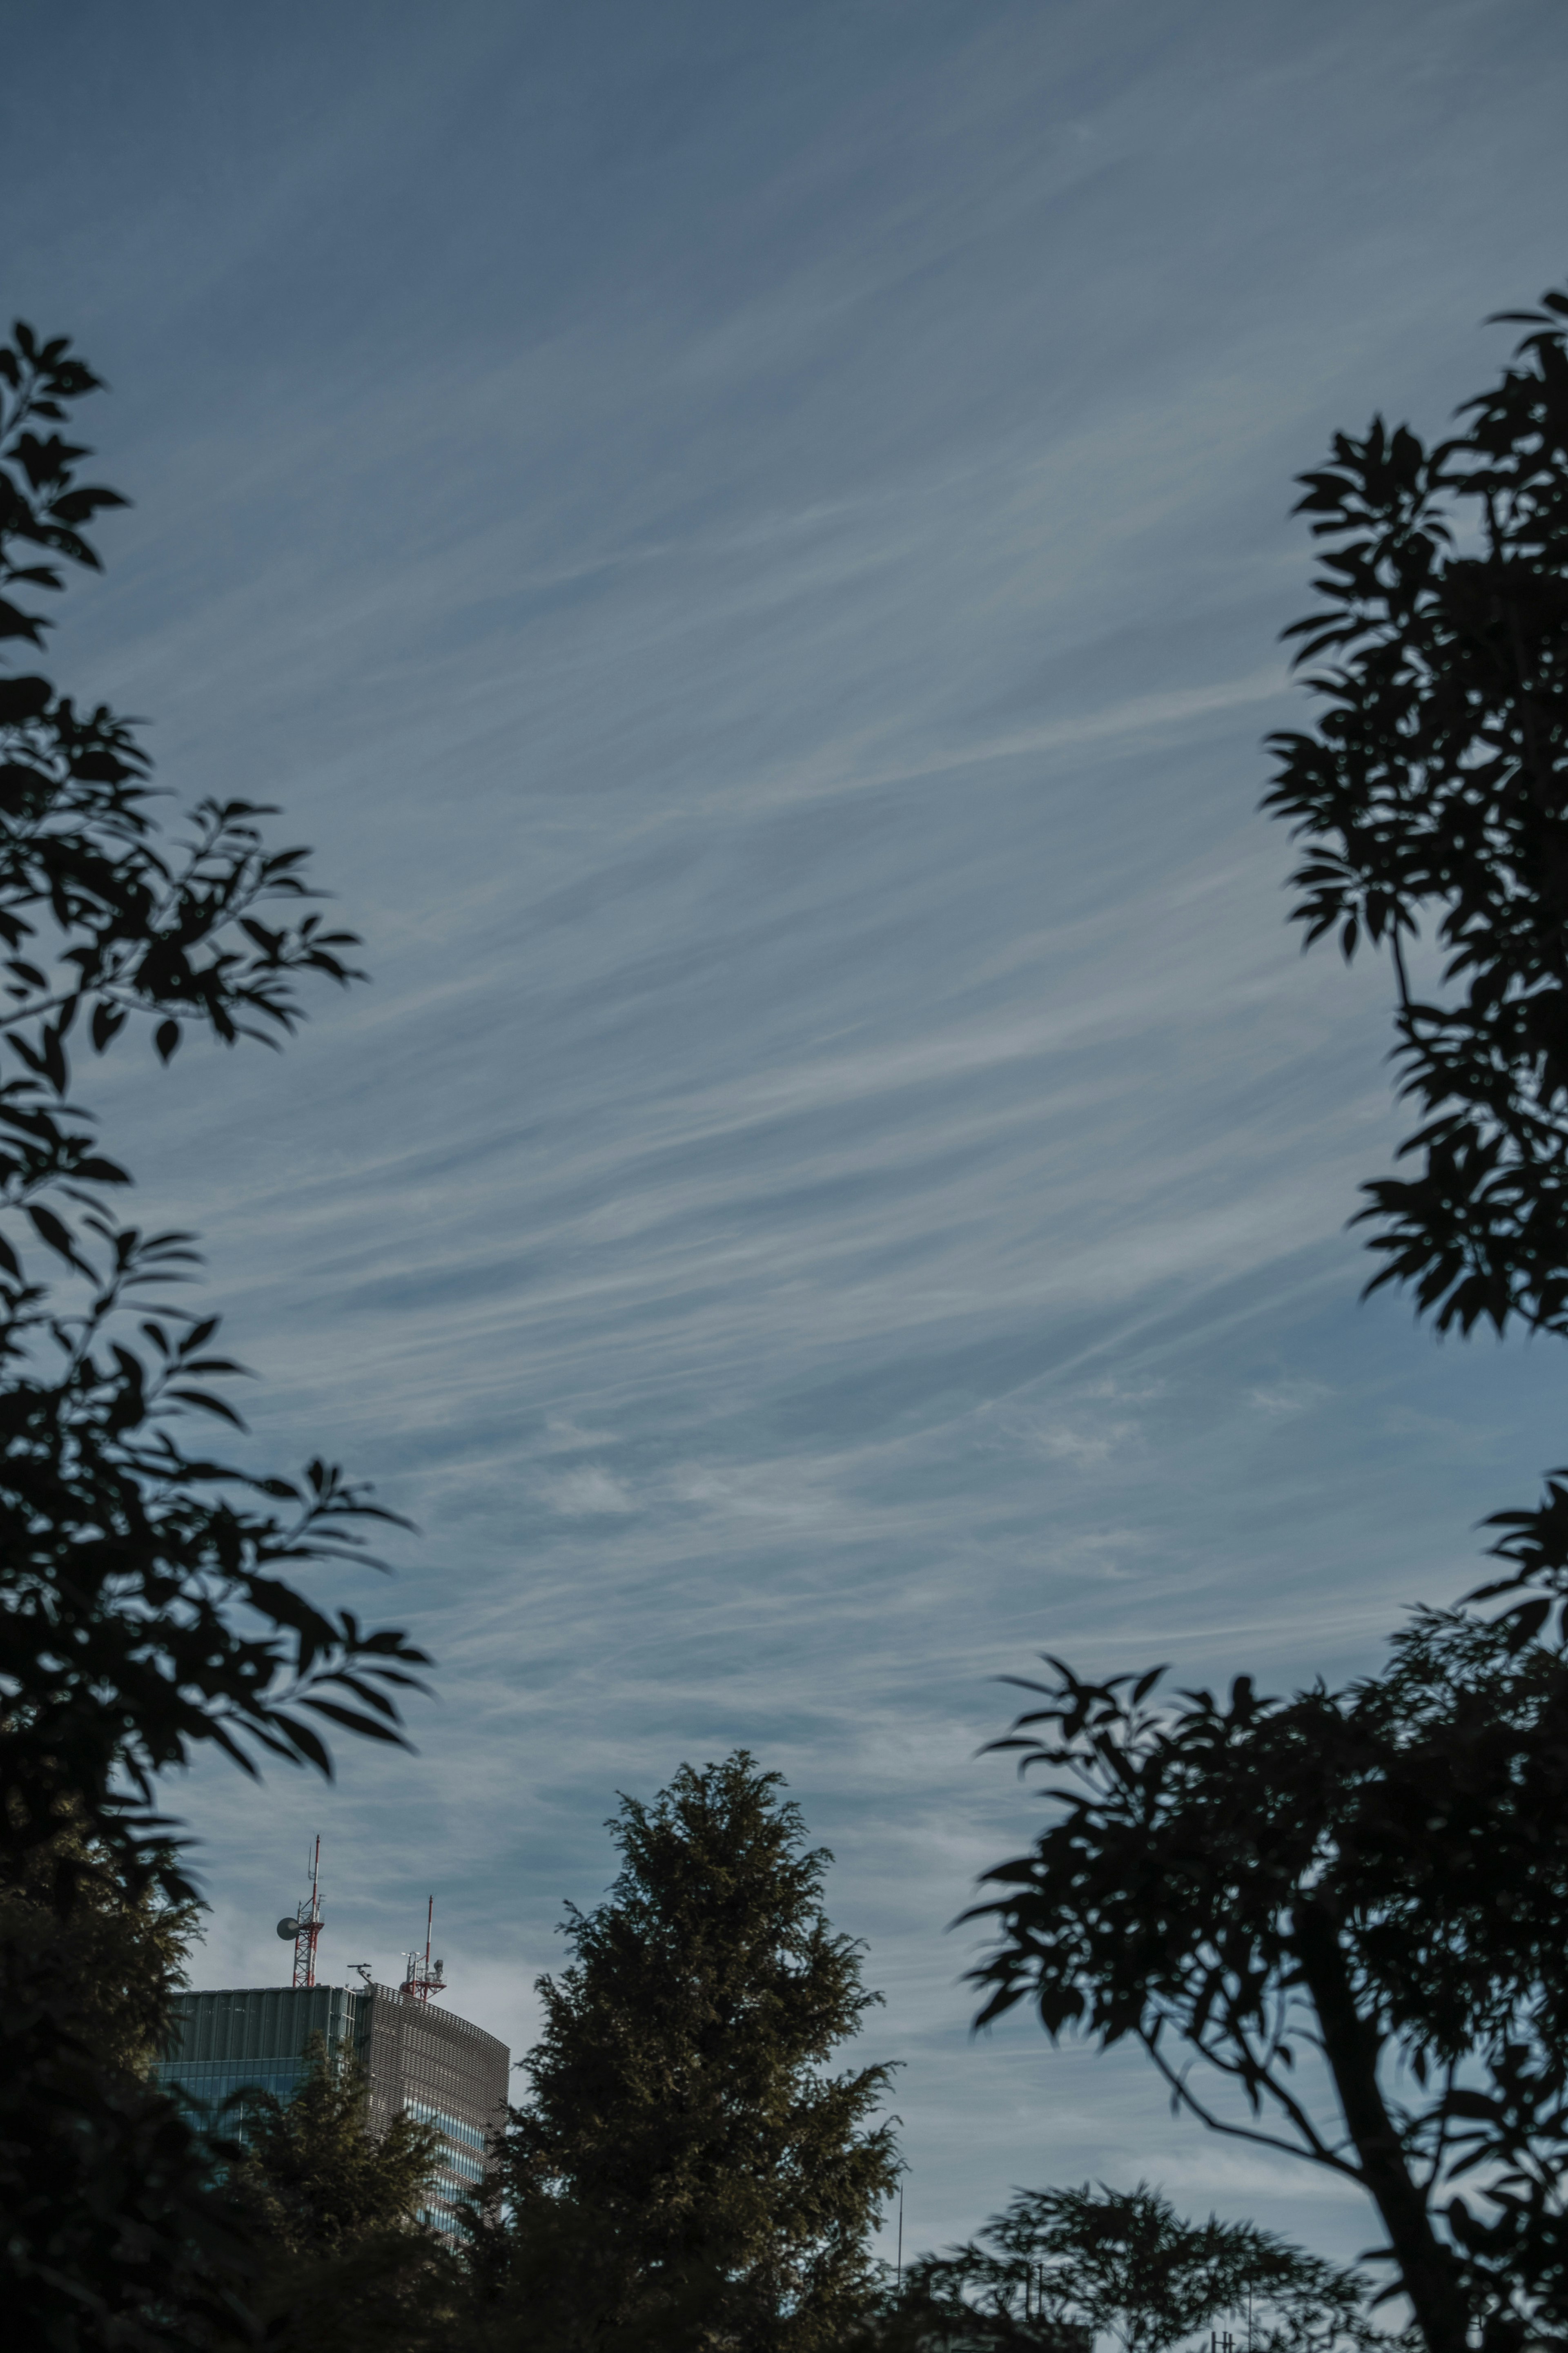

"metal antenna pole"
[290,1835,323,1989]
[897,2174,904,2288]
[402,1896,445,2005]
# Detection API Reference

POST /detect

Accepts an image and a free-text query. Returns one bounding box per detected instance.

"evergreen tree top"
[493,1751,900,2352]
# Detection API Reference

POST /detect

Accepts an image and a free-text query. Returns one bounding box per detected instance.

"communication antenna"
[400,1894,446,2005]
[349,1962,374,1989]
[896,2175,903,2288]
[884,2131,906,2291]
[274,1834,324,1989]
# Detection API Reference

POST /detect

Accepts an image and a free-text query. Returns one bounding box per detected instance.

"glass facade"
[156,1982,509,2232]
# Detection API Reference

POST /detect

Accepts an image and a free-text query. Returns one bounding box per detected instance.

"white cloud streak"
[9,0,1568,2267]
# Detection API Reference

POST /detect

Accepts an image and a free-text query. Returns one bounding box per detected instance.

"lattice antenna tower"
[275,1833,324,1989]
[401,1894,446,2005]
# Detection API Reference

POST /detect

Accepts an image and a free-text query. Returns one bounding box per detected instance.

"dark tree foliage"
[458,2198,735,2353]
[484,1752,900,2353]
[902,2182,1377,2353]
[211,2036,461,2353]
[1259,277,1568,1704]
[0,324,427,2347]
[0,1813,254,2350]
[0,1814,198,2082]
[0,324,429,1905]
[229,2034,444,2257]
[969,1613,1568,2353]
[1265,286,1568,1345]
[0,1958,256,2353]
[970,285,1568,2353]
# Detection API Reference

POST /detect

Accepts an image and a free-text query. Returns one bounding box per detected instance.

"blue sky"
[9,0,1568,2266]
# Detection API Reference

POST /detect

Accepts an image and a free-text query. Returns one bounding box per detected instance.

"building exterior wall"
[154,1983,362,2132]
[356,1989,511,2217]
[156,1984,510,2226]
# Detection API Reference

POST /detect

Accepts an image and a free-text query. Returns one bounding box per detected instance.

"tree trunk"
[1292,1904,1469,2353]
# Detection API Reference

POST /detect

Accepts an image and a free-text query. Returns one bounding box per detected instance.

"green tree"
[0,323,428,1911]
[968,1606,1568,2353]
[1264,285,1568,1344]
[485,1751,900,2352]
[903,2183,1377,2353]
[0,321,428,2345]
[971,288,1568,2353]
[1261,278,1568,1628]
[217,2035,459,2353]
[231,2033,444,2256]
[0,1815,198,2082]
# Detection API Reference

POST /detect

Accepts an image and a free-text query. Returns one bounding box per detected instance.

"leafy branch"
[0,325,425,1910]
[1264,287,1568,1341]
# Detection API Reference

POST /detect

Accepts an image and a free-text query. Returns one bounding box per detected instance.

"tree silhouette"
[974,286,1568,2353]
[904,2181,1377,2353]
[0,321,427,2345]
[485,1752,900,2352]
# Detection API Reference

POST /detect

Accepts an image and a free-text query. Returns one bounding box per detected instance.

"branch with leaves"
[1264,288,1568,1343]
[0,318,437,2345]
[969,1613,1568,2353]
[903,2183,1380,2353]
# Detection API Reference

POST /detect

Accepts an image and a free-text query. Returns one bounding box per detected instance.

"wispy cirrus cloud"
[9,0,1568,2267]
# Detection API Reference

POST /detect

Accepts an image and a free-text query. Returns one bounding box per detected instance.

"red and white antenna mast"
[276,1835,324,1989]
[400,1895,446,2005]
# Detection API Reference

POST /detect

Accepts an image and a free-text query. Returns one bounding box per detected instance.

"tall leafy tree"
[972,288,1568,2353]
[1262,282,1568,1624]
[903,2182,1377,2353]
[0,1814,198,2083]
[486,1752,900,2353]
[217,2036,458,2353]
[0,324,429,1906]
[968,1612,1568,2353]
[230,2034,445,2257]
[0,323,428,2346]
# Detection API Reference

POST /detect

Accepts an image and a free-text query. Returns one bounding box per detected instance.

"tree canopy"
[486,1751,900,2353]
[0,1813,198,2083]
[231,2034,444,2257]
[1265,285,1568,1343]
[207,2035,460,2353]
[0,321,428,2348]
[904,2182,1378,2353]
[969,1610,1568,2353]
[0,321,430,1910]
[972,285,1568,2353]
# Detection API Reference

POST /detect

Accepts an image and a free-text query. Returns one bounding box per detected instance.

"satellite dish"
[276,1916,300,1941]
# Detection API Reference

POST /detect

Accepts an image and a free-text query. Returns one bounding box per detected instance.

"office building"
[156,1980,510,2226]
